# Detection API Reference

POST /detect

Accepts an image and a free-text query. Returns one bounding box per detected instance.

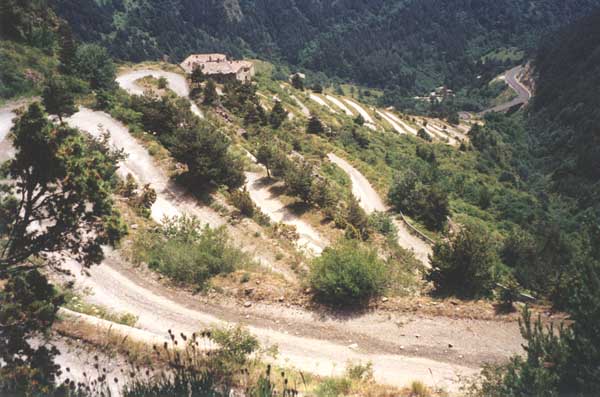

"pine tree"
[256,142,275,178]
[191,66,205,87]
[345,196,370,240]
[57,21,76,74]
[354,114,365,126]
[291,73,304,90]
[42,76,77,124]
[203,79,218,106]
[269,101,288,129]
[307,115,324,134]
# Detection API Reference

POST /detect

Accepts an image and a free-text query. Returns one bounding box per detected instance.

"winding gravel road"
[58,250,501,393]
[0,70,524,392]
[376,110,408,135]
[116,69,325,257]
[245,171,327,255]
[309,93,336,113]
[327,153,432,265]
[385,111,418,135]
[325,95,353,116]
[116,69,203,118]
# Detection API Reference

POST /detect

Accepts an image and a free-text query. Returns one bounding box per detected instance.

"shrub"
[290,73,304,90]
[315,378,351,397]
[427,223,500,299]
[269,101,288,129]
[139,216,248,287]
[346,362,373,381]
[344,196,370,240]
[310,177,337,210]
[309,240,387,305]
[353,114,365,126]
[410,380,431,397]
[388,170,449,231]
[417,128,432,142]
[157,76,168,89]
[283,161,313,203]
[368,211,398,239]
[122,173,138,197]
[230,188,255,217]
[307,115,324,134]
[496,275,520,313]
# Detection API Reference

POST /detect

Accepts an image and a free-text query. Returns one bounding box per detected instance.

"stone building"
[180,53,255,82]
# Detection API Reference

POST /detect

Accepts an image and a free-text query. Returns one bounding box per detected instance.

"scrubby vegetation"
[427,224,500,299]
[130,215,250,288]
[309,240,387,305]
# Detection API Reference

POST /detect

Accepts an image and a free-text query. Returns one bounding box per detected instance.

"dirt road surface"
[290,95,311,117]
[245,171,327,255]
[116,69,203,118]
[376,110,408,134]
[343,98,374,123]
[59,251,523,393]
[327,153,433,265]
[385,111,418,135]
[325,95,353,116]
[309,93,336,113]
[0,103,17,162]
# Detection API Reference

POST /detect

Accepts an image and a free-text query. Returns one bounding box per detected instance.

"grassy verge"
[62,291,138,327]
[54,317,438,396]
[0,40,57,101]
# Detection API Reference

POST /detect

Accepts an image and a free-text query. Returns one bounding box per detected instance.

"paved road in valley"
[480,66,532,115]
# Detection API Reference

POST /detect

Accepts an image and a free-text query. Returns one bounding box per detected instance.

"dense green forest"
[49,0,600,95]
[530,10,600,207]
[465,10,600,395]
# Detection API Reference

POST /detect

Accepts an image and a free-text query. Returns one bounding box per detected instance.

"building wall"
[236,65,255,82]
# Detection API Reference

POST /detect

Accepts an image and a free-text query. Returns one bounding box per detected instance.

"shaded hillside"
[530,9,600,207]
[49,0,600,93]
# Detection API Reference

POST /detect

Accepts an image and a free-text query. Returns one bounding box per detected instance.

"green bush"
[427,223,500,299]
[138,216,248,287]
[309,240,386,305]
[230,188,255,217]
[315,378,351,397]
[388,170,449,231]
[368,211,398,239]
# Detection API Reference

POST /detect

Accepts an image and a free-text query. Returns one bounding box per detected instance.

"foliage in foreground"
[0,270,64,396]
[309,240,387,305]
[0,102,127,272]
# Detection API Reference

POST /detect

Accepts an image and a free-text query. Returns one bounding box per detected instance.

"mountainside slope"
[50,0,600,93]
[530,9,600,205]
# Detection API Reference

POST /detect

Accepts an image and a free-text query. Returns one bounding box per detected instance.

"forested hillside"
[467,12,600,395]
[50,0,600,94]
[530,9,600,207]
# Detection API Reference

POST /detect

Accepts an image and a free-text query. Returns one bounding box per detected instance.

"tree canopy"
[0,102,127,273]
